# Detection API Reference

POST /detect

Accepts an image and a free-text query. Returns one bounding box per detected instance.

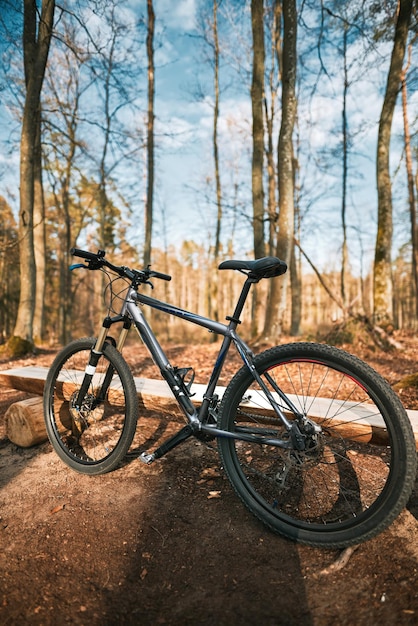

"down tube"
[126,300,202,422]
[126,300,172,371]
[127,293,236,421]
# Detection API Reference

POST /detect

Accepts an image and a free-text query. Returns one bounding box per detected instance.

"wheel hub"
[69,391,104,432]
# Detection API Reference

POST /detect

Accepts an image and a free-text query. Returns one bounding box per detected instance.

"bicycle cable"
[103,270,132,316]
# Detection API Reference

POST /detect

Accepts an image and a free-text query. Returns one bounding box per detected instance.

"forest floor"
[0,330,417,625]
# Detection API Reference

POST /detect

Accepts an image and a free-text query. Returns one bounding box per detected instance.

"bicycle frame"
[81,277,309,462]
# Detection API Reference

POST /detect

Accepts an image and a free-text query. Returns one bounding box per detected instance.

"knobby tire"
[217,343,416,548]
[43,338,138,475]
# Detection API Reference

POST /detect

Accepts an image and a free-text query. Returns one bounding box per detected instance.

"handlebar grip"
[70,248,97,260]
[70,248,105,261]
[151,270,171,282]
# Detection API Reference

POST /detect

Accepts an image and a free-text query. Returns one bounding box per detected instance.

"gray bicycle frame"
[101,285,306,455]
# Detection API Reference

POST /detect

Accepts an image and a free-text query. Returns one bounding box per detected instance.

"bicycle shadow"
[103,416,315,625]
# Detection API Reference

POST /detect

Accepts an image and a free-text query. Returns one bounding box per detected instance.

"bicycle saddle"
[218,256,287,279]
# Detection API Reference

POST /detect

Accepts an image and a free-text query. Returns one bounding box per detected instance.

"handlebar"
[71,248,105,262]
[70,247,172,284]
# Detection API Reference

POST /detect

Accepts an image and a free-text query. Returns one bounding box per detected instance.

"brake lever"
[69,263,87,271]
[88,258,105,270]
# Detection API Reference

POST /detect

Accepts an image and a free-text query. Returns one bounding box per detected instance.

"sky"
[141,0,254,253]
[132,0,417,276]
[0,0,416,276]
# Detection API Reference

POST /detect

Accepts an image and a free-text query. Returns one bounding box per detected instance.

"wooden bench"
[0,367,207,447]
[1,366,418,450]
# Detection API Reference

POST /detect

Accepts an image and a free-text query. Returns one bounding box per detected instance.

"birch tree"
[373,0,413,326]
[11,0,55,352]
[144,0,155,268]
[263,0,297,339]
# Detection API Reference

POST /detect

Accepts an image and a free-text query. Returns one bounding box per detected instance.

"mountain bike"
[43,248,417,548]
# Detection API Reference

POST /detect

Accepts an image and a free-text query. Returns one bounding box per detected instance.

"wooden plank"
[0,367,47,395]
[1,366,417,449]
[0,366,207,407]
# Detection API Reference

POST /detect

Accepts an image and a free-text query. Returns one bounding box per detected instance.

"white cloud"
[155,0,197,32]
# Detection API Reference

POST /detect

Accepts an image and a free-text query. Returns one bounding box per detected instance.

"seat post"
[227,276,256,327]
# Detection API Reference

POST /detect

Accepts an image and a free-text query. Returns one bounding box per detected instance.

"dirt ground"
[0,333,417,626]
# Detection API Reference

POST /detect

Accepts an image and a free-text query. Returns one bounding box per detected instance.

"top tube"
[134,291,232,336]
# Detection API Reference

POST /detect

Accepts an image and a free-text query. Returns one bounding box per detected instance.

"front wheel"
[43,338,139,475]
[218,342,416,548]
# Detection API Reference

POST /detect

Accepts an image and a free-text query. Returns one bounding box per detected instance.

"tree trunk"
[15,99,37,344]
[213,0,222,264]
[401,42,418,322]
[251,0,265,260]
[209,0,222,331]
[341,26,349,312]
[265,0,281,258]
[263,0,297,339]
[13,0,55,348]
[290,199,302,335]
[144,0,155,268]
[373,0,412,326]
[251,0,266,338]
[33,113,46,344]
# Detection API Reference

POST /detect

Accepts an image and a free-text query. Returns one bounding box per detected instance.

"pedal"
[139,451,155,465]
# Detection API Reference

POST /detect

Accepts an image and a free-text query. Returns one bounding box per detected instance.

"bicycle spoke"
[44,339,138,474]
[218,343,416,547]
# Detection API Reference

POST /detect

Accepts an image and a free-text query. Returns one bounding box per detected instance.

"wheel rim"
[48,346,130,466]
[227,356,399,534]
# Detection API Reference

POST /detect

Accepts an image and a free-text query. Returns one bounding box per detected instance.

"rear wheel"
[43,338,138,475]
[218,342,416,548]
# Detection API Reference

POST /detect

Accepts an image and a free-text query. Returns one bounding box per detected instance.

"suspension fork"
[74,317,131,408]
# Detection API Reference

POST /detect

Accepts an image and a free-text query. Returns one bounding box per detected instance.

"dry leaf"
[50,504,66,515]
[201,468,219,478]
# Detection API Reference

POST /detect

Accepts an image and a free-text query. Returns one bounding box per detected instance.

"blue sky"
[0,0,416,276]
[139,1,417,275]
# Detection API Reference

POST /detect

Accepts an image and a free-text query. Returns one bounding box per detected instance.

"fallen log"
[5,397,48,448]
